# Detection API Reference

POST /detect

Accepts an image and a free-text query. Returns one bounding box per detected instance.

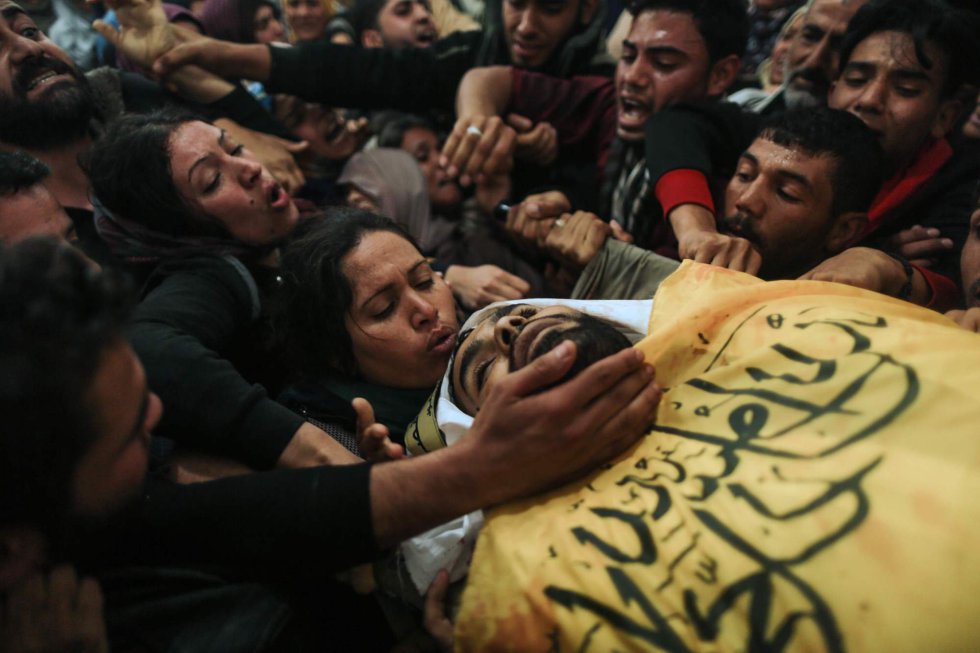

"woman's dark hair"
[84,109,226,239]
[275,208,421,379]
[376,113,438,149]
[239,0,281,42]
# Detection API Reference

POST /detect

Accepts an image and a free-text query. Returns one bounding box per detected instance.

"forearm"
[456,66,513,117]
[268,41,464,111]
[572,239,680,300]
[277,421,362,468]
[370,441,495,549]
[164,63,235,104]
[138,464,379,575]
[669,203,719,242]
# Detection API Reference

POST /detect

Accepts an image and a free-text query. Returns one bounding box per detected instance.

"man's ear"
[825,211,868,254]
[361,29,384,48]
[707,54,741,98]
[0,526,47,592]
[578,0,599,27]
[931,97,963,139]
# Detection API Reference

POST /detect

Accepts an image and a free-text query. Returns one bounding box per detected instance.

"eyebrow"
[186,129,226,185]
[744,150,812,190]
[359,259,428,310]
[1,4,25,20]
[621,39,686,57]
[456,303,524,402]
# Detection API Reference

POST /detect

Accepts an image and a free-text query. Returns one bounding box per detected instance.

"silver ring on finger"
[553,217,567,229]
[466,125,483,137]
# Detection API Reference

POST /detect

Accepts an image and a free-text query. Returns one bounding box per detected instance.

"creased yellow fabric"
[456,261,980,652]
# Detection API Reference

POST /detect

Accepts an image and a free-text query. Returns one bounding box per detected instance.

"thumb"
[610,220,634,243]
[351,397,376,434]
[504,340,577,397]
[92,19,121,46]
[278,138,309,153]
[505,113,533,133]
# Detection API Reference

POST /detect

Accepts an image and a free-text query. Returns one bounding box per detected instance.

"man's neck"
[7,137,94,211]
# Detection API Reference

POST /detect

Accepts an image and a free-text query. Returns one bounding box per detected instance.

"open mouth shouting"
[16,55,78,99]
[617,94,652,139]
[266,180,291,209]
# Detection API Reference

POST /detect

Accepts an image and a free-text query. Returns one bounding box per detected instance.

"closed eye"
[475,355,496,393]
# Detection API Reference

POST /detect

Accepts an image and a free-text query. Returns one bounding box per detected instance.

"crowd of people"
[0,0,978,648]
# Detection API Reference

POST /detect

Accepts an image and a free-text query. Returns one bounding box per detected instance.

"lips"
[427,325,456,354]
[265,181,290,209]
[16,56,78,97]
[512,39,543,61]
[617,95,651,132]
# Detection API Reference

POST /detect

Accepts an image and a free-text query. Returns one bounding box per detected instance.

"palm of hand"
[113,0,177,70]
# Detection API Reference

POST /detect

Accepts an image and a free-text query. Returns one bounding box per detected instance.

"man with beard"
[350,0,439,49]
[444,0,747,246]
[0,150,76,245]
[450,303,636,416]
[0,0,303,267]
[753,0,867,114]
[0,236,660,650]
[637,0,979,310]
[536,107,883,300]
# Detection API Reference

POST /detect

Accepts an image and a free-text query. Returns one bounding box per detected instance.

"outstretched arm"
[94,0,234,104]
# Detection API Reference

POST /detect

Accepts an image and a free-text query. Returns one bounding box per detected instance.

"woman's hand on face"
[444,264,530,310]
[353,398,405,463]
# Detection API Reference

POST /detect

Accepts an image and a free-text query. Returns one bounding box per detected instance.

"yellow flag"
[457,262,980,652]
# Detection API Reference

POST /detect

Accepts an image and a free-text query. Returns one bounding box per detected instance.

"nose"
[799,35,832,82]
[9,33,46,64]
[414,2,432,23]
[734,177,765,218]
[236,156,263,187]
[516,8,538,35]
[271,19,285,38]
[409,291,438,329]
[621,58,649,90]
[852,76,886,115]
[492,314,526,354]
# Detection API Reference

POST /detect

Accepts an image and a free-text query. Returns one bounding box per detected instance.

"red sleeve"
[654,169,716,220]
[913,264,960,312]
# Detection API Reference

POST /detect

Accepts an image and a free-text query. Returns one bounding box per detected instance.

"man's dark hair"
[377,113,438,148]
[758,107,884,217]
[629,0,749,62]
[349,0,389,39]
[0,151,49,196]
[275,208,420,379]
[84,109,225,239]
[839,0,980,98]
[0,237,132,546]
